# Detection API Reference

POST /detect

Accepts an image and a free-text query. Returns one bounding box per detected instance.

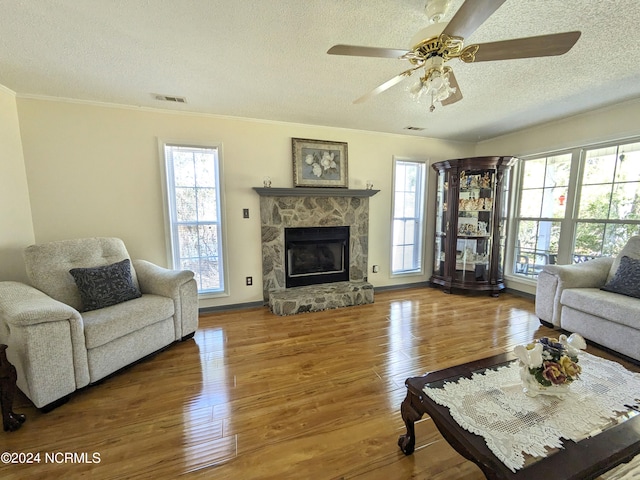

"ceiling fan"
[327,0,581,111]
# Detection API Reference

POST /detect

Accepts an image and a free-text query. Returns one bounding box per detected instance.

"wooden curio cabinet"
[431,156,515,297]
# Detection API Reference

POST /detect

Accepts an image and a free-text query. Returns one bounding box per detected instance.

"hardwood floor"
[2,287,638,479]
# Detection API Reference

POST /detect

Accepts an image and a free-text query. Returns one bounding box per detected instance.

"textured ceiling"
[2,0,640,142]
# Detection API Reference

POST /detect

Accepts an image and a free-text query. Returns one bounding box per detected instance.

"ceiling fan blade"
[327,44,409,59]
[442,0,506,40]
[469,31,582,62]
[353,66,421,104]
[441,71,463,106]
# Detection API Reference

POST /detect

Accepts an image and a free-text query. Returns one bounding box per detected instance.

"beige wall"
[0,86,34,282]
[475,98,640,294]
[15,97,474,308]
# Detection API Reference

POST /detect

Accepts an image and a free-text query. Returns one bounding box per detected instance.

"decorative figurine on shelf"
[478,221,488,236]
[263,176,272,188]
[460,170,466,187]
[481,172,491,189]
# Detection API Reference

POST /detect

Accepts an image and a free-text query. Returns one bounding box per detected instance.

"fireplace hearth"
[285,226,349,288]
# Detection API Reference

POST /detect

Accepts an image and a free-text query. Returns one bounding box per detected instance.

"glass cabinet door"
[455,169,495,283]
[433,169,448,276]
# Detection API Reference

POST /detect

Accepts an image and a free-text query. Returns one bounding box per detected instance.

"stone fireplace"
[254,187,378,313]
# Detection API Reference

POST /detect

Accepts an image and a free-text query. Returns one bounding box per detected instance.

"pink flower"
[542,361,567,385]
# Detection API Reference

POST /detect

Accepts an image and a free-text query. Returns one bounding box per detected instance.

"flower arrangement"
[514,333,586,397]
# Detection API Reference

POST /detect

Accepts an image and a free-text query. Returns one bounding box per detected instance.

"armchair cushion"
[601,256,640,299]
[69,259,142,311]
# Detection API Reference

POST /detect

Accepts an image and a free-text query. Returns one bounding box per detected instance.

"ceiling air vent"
[404,126,425,131]
[154,94,187,103]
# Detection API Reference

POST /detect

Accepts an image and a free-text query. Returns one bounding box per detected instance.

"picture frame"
[292,138,348,188]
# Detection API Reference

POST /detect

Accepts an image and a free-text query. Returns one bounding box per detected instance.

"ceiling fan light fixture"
[426,69,455,102]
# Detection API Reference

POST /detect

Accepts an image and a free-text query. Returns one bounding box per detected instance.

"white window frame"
[158,140,230,298]
[390,156,428,276]
[506,137,640,285]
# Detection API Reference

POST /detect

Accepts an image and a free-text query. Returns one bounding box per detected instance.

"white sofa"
[0,237,198,410]
[535,236,640,362]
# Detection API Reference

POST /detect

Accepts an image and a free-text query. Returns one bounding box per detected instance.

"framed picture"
[292,138,348,188]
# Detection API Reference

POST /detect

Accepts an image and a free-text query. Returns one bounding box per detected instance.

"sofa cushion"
[561,288,640,330]
[82,294,174,349]
[601,256,640,299]
[608,235,640,282]
[70,259,142,311]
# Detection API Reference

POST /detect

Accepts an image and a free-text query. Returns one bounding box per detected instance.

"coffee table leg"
[398,390,424,455]
[1,345,26,432]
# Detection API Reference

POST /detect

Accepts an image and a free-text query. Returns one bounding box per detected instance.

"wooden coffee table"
[398,352,640,480]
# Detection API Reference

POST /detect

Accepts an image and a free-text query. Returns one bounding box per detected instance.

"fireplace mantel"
[253,187,379,197]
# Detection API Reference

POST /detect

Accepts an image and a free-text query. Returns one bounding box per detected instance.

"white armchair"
[0,237,198,410]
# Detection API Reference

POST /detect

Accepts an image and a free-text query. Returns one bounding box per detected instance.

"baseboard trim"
[373,281,431,292]
[199,300,265,314]
[504,288,535,301]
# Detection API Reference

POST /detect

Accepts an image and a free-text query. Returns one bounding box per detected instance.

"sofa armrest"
[132,260,198,340]
[535,257,613,327]
[0,281,90,408]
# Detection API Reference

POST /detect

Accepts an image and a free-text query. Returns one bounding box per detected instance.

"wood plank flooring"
[2,287,638,479]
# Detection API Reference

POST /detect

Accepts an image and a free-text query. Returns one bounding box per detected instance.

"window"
[575,142,640,258]
[511,140,640,279]
[513,154,571,277]
[391,158,427,275]
[162,143,227,295]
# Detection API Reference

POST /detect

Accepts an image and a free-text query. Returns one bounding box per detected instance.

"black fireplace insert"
[285,226,349,288]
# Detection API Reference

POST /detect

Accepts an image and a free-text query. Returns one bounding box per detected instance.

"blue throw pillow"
[69,259,142,311]
[601,255,640,299]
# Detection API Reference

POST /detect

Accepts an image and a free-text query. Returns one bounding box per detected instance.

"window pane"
[574,222,604,257]
[603,223,640,256]
[583,148,616,185]
[194,152,216,187]
[578,184,612,219]
[197,257,221,291]
[519,189,543,217]
[541,187,567,218]
[197,188,218,221]
[615,142,640,182]
[402,192,416,217]
[514,220,560,277]
[610,182,640,220]
[545,155,571,187]
[522,158,546,189]
[178,225,199,259]
[173,152,195,186]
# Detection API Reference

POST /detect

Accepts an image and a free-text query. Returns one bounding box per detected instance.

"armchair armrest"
[535,257,613,327]
[0,281,80,327]
[132,260,198,340]
[0,281,90,408]
[132,260,194,297]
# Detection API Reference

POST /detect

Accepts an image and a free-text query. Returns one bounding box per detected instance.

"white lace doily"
[423,352,640,472]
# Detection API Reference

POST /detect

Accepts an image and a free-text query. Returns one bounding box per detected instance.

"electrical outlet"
[246,276,253,286]
[372,265,379,273]
[243,208,249,218]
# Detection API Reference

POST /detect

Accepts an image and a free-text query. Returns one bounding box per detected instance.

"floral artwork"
[292,138,348,188]
[514,333,586,397]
